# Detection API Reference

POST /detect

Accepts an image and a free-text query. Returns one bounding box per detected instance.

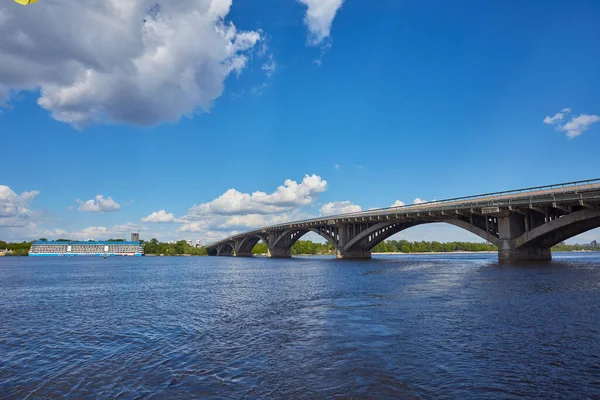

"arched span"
[235,234,267,255]
[515,209,600,249]
[343,221,423,252]
[446,219,499,246]
[344,219,499,252]
[271,227,338,250]
[217,242,234,256]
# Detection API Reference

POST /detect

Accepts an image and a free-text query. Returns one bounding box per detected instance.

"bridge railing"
[205,178,600,247]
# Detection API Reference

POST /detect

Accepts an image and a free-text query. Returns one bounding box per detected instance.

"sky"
[1,0,599,244]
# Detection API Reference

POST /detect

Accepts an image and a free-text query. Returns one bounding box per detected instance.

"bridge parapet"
[205,179,600,261]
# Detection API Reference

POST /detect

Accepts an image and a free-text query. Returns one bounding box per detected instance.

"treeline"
[552,243,599,252]
[143,239,207,256]
[2,239,598,257]
[0,240,32,256]
[372,240,497,253]
[251,240,336,255]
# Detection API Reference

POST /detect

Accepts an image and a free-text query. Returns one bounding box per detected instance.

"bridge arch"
[515,209,600,249]
[267,227,339,258]
[343,221,423,252]
[234,234,268,256]
[271,227,338,249]
[343,219,499,254]
[217,242,234,256]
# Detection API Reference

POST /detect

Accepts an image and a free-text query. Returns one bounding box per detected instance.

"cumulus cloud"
[413,198,427,205]
[177,220,210,233]
[187,174,327,217]
[390,200,405,207]
[219,212,304,230]
[559,114,600,138]
[175,175,330,242]
[298,0,344,45]
[69,223,143,241]
[77,195,120,212]
[0,0,261,127]
[544,108,600,138]
[142,209,177,223]
[0,185,39,227]
[543,108,571,125]
[319,201,361,216]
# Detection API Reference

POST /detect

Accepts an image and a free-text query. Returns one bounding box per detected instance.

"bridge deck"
[206,179,600,248]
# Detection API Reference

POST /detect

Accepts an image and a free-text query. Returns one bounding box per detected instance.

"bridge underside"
[206,198,600,262]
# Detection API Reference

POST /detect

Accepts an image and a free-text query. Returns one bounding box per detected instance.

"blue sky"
[1,0,599,244]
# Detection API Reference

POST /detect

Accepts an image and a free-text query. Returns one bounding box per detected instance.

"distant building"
[186,240,193,247]
[195,240,201,248]
[131,232,140,242]
[592,240,598,248]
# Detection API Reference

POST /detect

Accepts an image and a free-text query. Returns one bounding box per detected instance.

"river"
[1,253,600,399]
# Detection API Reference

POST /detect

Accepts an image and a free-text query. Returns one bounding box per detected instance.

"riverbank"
[373,251,497,255]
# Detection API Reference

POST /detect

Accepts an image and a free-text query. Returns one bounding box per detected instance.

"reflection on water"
[1,253,600,399]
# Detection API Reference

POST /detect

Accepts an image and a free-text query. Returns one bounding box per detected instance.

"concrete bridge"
[205,179,600,261]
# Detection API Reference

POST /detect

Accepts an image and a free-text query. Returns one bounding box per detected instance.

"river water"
[1,254,600,399]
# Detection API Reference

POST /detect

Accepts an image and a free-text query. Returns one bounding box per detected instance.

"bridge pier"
[336,248,372,259]
[267,247,291,258]
[234,251,253,257]
[496,211,552,261]
[498,240,551,262]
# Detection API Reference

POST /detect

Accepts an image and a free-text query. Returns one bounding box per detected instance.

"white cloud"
[543,108,600,138]
[320,201,361,216]
[175,175,330,242]
[41,228,69,239]
[544,108,571,124]
[187,174,327,217]
[142,209,177,223]
[334,163,340,170]
[298,0,344,45]
[0,185,39,227]
[65,223,143,241]
[177,220,210,233]
[217,212,300,230]
[261,54,277,77]
[413,198,427,205]
[559,114,600,138]
[2,222,143,242]
[77,195,120,212]
[0,0,261,127]
[390,200,405,207]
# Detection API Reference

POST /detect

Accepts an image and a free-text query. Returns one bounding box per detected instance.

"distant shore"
[145,249,599,257]
[372,251,497,255]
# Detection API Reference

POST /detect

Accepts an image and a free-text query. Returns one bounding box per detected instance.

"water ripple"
[1,254,600,398]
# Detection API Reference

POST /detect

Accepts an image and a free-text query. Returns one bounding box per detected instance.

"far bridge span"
[205,179,600,261]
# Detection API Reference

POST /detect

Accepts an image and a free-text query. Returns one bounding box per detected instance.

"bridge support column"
[498,240,551,262]
[336,248,372,259]
[497,212,551,262]
[267,247,291,258]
